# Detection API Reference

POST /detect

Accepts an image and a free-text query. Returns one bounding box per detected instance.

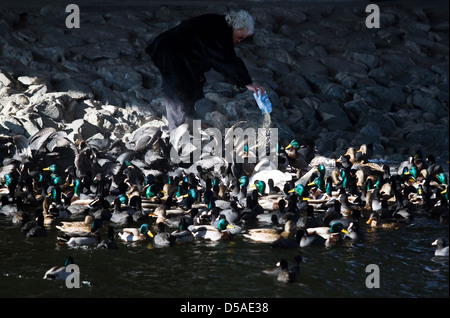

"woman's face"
[232,28,248,43]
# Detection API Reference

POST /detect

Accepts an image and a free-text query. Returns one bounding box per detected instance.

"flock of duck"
[0,123,449,284]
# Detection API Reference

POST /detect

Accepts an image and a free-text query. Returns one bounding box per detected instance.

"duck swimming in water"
[432,238,449,257]
[189,215,234,241]
[43,256,76,280]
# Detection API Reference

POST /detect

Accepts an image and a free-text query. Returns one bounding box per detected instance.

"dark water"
[1,206,448,298]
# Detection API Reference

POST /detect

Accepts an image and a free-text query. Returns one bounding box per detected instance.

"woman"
[147,10,265,131]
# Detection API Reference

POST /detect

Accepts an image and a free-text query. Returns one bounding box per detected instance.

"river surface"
[1,184,448,299]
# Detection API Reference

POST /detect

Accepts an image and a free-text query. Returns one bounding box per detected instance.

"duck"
[0,194,20,217]
[97,226,119,250]
[243,219,297,243]
[296,228,327,247]
[43,256,76,280]
[56,215,94,233]
[432,238,449,257]
[296,204,320,229]
[343,221,363,241]
[153,222,176,247]
[25,209,48,238]
[276,258,298,283]
[118,223,154,242]
[149,205,185,229]
[109,196,133,225]
[355,143,374,163]
[256,199,287,225]
[366,212,401,229]
[170,217,195,244]
[306,221,349,246]
[189,215,234,241]
[262,255,303,277]
[284,139,313,172]
[58,219,103,247]
[219,200,242,224]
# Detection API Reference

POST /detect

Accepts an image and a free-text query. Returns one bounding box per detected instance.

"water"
[1,206,448,298]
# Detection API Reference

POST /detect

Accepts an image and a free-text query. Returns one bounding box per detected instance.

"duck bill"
[227,224,235,229]
[147,231,154,238]
[341,229,349,234]
[285,144,292,150]
[366,218,373,224]
[288,188,295,193]
[307,181,316,187]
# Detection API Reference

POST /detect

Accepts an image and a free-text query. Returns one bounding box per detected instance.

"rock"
[313,102,353,131]
[97,66,142,92]
[205,111,228,132]
[53,78,94,100]
[343,100,370,124]
[320,57,368,75]
[322,83,348,102]
[411,92,447,117]
[2,44,33,66]
[65,119,100,142]
[0,70,15,88]
[0,115,25,135]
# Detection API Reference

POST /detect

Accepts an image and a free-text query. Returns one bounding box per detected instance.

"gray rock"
[0,115,25,135]
[343,100,370,124]
[322,83,348,102]
[53,78,94,100]
[0,70,15,88]
[314,102,353,131]
[97,66,142,91]
[65,119,100,142]
[411,92,447,117]
[320,57,367,75]
[2,44,33,66]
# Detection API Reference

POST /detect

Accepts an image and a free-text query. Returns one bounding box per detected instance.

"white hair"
[225,10,255,35]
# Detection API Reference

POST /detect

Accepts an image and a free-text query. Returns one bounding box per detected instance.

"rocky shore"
[1,0,448,162]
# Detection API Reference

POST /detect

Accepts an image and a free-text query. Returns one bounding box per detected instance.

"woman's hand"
[246,84,266,95]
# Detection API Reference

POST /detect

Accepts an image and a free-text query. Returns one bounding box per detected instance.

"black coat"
[147,14,252,103]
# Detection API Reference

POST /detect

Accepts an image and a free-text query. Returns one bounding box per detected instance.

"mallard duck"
[189,215,234,241]
[219,201,241,224]
[366,212,400,229]
[263,255,303,276]
[343,221,363,241]
[296,228,327,247]
[276,258,297,283]
[355,143,374,163]
[432,238,449,257]
[149,205,184,228]
[153,222,176,247]
[118,223,154,242]
[43,256,76,280]
[284,139,313,172]
[257,199,287,225]
[248,170,292,196]
[306,221,349,245]
[25,209,48,238]
[69,179,95,206]
[170,217,195,244]
[243,219,297,243]
[0,194,20,217]
[58,219,103,247]
[97,226,118,250]
[296,205,320,228]
[109,196,133,225]
[56,215,94,233]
